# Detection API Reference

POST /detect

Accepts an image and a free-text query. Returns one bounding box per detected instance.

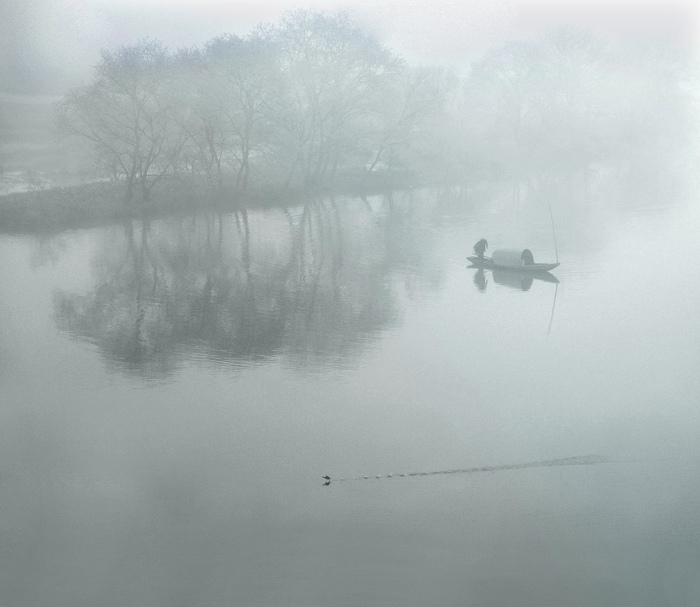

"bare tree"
[57,40,188,204]
[273,9,400,187]
[364,65,453,177]
[203,33,283,192]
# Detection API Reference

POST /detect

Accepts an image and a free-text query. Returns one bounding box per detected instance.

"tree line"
[56,9,697,205]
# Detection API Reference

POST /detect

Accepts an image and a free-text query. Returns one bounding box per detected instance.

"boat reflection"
[472,268,559,291]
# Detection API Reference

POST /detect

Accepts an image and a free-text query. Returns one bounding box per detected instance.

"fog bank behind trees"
[55,9,698,206]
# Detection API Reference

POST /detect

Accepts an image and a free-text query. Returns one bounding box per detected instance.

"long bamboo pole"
[548,201,559,264]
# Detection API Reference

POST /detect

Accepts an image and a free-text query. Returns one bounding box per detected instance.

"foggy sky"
[1,0,698,95]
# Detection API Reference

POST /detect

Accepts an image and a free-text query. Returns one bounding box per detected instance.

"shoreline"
[0,173,421,235]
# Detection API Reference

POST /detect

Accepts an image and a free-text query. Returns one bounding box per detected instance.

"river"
[1,182,699,606]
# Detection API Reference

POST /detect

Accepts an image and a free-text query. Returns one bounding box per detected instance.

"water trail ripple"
[323,454,652,484]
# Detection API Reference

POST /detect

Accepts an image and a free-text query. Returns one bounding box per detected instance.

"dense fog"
[54,12,697,197]
[1,3,700,607]
[2,7,698,207]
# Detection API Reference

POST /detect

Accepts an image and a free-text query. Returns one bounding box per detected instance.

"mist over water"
[2,3,700,604]
[1,177,699,605]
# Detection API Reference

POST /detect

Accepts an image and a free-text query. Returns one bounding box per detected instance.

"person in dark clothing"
[473,238,488,259]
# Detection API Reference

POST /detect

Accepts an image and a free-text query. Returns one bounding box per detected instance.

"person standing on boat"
[473,238,488,259]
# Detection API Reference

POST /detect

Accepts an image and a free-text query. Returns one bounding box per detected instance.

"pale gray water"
[1,184,699,606]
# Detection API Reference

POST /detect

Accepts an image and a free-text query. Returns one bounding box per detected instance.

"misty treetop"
[461,28,697,178]
[56,9,697,205]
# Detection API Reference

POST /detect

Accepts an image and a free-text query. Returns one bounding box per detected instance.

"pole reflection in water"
[469,267,561,335]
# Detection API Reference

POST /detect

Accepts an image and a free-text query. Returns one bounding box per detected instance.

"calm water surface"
[1,187,699,606]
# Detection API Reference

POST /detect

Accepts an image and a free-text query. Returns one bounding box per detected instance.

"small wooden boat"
[467,248,559,273]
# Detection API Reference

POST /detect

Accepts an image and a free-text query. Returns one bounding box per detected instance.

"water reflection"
[471,268,559,292]
[473,268,488,291]
[493,270,559,291]
[494,270,535,292]
[3,182,700,606]
[52,194,437,377]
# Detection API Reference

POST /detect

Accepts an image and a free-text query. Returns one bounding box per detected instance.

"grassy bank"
[0,181,139,233]
[1,94,420,235]
[0,179,242,234]
[0,171,419,234]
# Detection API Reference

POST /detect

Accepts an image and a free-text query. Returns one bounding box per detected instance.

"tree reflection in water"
[53,193,438,377]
